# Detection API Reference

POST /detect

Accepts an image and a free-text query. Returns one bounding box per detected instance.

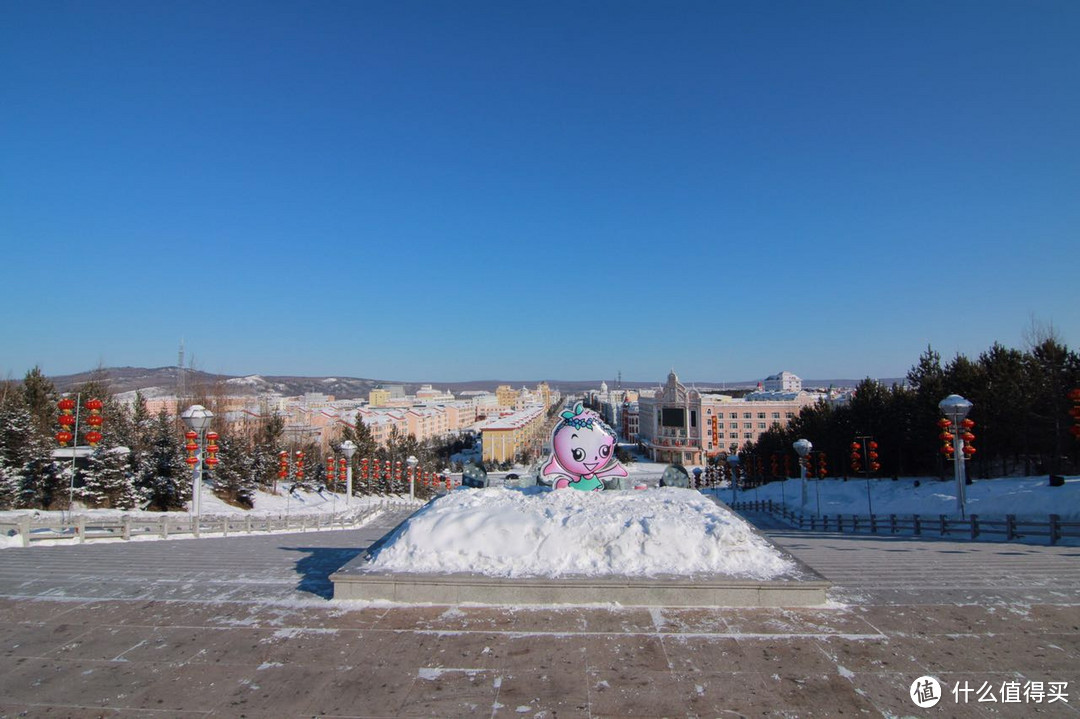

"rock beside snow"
[368,487,796,580]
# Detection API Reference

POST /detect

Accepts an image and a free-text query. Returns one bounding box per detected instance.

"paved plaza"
[1,507,1078,718]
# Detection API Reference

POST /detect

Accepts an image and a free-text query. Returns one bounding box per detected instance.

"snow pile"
[368,487,796,579]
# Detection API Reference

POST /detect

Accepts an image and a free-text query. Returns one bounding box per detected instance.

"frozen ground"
[705,474,1080,521]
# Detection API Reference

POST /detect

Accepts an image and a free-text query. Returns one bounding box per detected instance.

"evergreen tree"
[136,409,190,510]
[80,446,140,509]
[208,433,257,508]
[21,366,57,438]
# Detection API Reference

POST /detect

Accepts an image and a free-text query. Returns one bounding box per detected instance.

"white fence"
[730,499,1079,545]
[0,498,424,548]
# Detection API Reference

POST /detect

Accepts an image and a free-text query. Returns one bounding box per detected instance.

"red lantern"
[56,430,73,446]
[58,398,76,412]
[961,418,975,429]
[186,431,198,441]
[186,456,199,465]
[941,445,954,455]
[205,456,220,467]
[85,414,103,427]
[937,418,952,429]
[84,398,103,412]
[84,430,102,446]
[962,445,976,456]
[58,414,75,427]
[206,432,219,442]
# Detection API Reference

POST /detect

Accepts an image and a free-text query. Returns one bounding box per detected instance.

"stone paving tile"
[576,606,657,634]
[0,597,84,624]
[302,665,417,717]
[397,667,502,717]
[122,663,254,714]
[584,667,699,717]
[584,633,671,673]
[0,656,163,709]
[489,668,591,718]
[0,620,94,659]
[721,606,882,637]
[205,663,335,718]
[498,633,590,674]
[657,635,746,674]
[813,634,928,674]
[732,636,840,676]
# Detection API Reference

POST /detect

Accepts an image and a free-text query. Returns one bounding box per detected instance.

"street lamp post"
[340,440,357,506]
[939,394,973,518]
[406,455,419,502]
[793,438,812,510]
[180,404,213,520]
[726,453,740,504]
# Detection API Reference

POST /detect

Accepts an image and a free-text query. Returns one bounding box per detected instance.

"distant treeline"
[744,335,1080,479]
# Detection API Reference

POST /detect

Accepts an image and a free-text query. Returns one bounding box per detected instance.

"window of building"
[717,422,724,429]
[730,412,738,419]
[690,410,697,428]
[729,432,738,439]
[744,432,753,439]
[743,422,753,429]
[758,422,766,429]
[772,412,780,419]
[785,412,794,418]
[757,412,766,419]
[743,412,751,419]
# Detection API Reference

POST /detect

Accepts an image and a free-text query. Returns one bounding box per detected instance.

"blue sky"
[2,1,1078,384]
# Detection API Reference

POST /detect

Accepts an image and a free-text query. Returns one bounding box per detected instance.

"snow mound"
[368,487,795,579]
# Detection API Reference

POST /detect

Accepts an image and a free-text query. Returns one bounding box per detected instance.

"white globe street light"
[793,438,812,509]
[340,440,357,506]
[939,394,973,517]
[180,404,213,519]
[406,455,419,502]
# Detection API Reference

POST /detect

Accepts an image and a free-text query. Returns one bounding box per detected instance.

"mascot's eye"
[599,445,611,458]
[571,448,586,462]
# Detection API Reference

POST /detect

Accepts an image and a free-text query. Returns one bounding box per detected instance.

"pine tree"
[80,446,140,509]
[208,434,257,508]
[136,409,190,510]
[21,366,57,438]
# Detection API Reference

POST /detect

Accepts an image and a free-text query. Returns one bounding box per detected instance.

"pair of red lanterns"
[326,457,347,483]
[938,417,976,458]
[56,397,104,447]
[185,431,220,468]
[277,450,304,480]
[850,440,880,473]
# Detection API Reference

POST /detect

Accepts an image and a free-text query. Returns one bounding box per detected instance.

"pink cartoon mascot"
[541,402,628,491]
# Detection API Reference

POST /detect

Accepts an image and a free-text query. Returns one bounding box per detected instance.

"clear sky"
[2,1,1078,384]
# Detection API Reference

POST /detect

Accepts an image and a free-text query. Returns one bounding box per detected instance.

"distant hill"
[41,367,898,400]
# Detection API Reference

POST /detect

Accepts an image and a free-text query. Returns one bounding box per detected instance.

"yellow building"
[482,405,547,464]
[495,385,517,408]
[368,387,391,407]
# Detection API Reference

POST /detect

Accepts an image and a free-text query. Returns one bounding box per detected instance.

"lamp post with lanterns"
[54,395,105,516]
[939,394,974,518]
[180,404,214,520]
[340,440,357,505]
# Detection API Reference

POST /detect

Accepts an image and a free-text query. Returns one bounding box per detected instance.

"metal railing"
[729,499,1079,545]
[0,497,425,548]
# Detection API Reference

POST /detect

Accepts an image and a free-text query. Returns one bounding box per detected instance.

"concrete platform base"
[330,563,830,606]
